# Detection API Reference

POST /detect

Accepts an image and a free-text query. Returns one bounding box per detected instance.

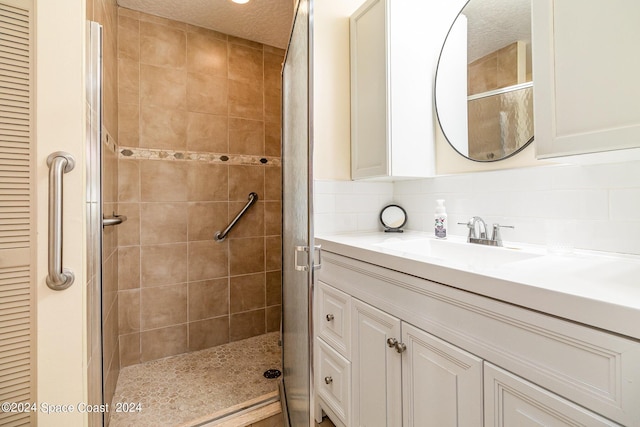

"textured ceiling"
[463,0,531,63]
[117,0,295,49]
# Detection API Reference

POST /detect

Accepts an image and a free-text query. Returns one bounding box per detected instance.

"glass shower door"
[282,0,314,425]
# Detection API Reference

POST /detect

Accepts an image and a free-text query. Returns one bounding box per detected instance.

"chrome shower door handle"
[294,245,309,272]
[313,244,322,270]
[46,151,75,290]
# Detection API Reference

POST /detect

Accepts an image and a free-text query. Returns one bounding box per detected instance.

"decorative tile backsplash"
[314,160,640,256]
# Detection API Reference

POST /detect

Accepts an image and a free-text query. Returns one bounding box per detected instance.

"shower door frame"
[281,0,316,425]
[87,19,106,427]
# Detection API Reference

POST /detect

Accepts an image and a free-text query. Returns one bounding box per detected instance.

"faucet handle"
[458,218,475,240]
[491,223,514,245]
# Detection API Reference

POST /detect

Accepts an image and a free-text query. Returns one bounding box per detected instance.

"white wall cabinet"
[350,0,436,179]
[533,0,640,159]
[315,251,640,426]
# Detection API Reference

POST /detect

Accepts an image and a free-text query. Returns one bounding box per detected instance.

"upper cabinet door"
[533,0,640,158]
[350,0,437,180]
[350,0,388,179]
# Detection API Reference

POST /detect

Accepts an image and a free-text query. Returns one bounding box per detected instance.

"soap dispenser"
[435,199,447,239]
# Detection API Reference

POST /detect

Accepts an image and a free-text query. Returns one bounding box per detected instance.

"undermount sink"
[373,237,543,268]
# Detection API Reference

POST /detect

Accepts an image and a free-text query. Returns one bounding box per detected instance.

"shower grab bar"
[214,192,258,242]
[103,213,127,227]
[46,151,76,290]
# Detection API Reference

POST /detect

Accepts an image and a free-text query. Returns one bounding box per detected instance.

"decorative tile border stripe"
[118,147,281,167]
[102,127,117,153]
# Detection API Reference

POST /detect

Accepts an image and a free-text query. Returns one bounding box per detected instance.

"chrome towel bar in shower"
[214,192,258,242]
[46,151,75,291]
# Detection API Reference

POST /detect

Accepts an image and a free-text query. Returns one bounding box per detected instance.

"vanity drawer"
[484,363,621,426]
[317,338,351,426]
[318,281,351,358]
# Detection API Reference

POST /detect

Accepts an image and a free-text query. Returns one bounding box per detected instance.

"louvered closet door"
[0,1,35,426]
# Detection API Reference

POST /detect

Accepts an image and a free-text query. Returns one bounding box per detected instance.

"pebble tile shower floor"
[109,332,281,427]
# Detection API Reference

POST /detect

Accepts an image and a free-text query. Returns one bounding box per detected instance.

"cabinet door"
[534,0,640,158]
[350,0,436,179]
[352,299,402,427]
[350,0,389,179]
[484,363,622,427]
[402,323,483,427]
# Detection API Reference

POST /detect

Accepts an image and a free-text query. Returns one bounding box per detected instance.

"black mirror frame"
[380,204,408,233]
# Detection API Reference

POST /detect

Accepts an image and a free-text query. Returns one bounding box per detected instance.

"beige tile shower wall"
[87,0,120,425]
[116,7,284,366]
[468,42,528,95]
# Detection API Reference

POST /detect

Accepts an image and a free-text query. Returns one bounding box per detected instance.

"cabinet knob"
[326,313,334,322]
[387,338,406,353]
[324,376,333,385]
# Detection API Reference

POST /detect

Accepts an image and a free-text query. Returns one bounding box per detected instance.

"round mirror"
[435,0,534,162]
[380,205,407,232]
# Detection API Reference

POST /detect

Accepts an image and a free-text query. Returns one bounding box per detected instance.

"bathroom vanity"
[313,232,640,427]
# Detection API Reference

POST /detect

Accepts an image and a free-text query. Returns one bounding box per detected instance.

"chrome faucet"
[458,216,514,247]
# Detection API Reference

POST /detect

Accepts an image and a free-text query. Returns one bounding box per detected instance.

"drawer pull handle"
[326,314,335,321]
[387,338,398,348]
[325,376,333,385]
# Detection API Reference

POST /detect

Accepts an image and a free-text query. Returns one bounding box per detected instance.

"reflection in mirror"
[380,205,407,233]
[435,0,534,162]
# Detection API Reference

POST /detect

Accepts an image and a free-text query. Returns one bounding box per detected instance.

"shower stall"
[86,1,307,424]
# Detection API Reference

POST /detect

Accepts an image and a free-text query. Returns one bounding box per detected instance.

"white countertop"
[315,231,640,341]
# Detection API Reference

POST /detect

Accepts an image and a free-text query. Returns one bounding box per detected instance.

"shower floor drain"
[263,369,282,379]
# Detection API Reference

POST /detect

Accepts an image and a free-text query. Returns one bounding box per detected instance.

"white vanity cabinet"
[352,300,484,427]
[317,282,483,427]
[314,249,640,427]
[350,0,436,180]
[533,0,640,158]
